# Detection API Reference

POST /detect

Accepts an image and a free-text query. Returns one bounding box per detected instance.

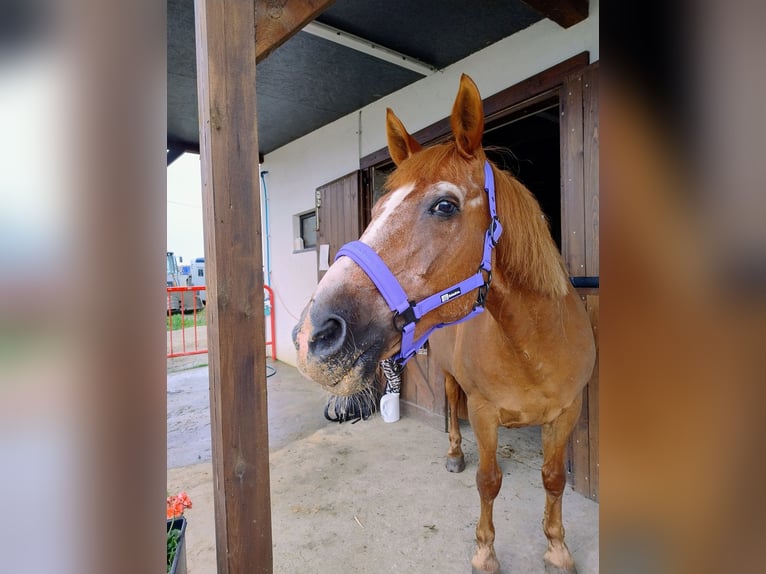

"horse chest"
[453,345,571,426]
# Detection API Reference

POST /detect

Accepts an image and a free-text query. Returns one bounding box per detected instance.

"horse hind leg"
[540,393,583,574]
[445,373,466,473]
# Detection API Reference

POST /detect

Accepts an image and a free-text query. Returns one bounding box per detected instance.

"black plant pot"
[167,517,188,574]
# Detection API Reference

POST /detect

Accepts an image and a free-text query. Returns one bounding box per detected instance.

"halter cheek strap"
[335,161,502,366]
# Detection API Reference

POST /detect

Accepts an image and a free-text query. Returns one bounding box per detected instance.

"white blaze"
[360,181,469,247]
[360,182,415,247]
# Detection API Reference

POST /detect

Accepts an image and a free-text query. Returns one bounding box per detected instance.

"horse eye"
[430,199,459,217]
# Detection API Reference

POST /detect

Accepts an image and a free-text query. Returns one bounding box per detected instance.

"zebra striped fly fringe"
[381,357,403,395]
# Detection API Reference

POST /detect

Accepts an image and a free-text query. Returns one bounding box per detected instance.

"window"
[296,210,317,250]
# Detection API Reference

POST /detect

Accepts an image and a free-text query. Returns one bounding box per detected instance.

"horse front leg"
[540,394,583,574]
[445,373,466,472]
[468,400,502,574]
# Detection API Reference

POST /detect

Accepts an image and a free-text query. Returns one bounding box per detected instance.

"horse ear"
[450,74,485,158]
[386,108,422,166]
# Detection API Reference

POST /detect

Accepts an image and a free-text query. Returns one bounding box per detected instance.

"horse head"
[292,74,496,396]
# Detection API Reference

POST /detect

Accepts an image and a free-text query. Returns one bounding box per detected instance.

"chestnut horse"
[293,74,596,574]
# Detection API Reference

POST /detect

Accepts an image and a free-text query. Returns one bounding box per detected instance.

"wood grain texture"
[316,171,361,281]
[562,64,599,500]
[586,294,599,501]
[401,346,447,431]
[583,64,600,277]
[560,72,586,277]
[255,0,337,63]
[195,1,272,571]
[566,292,599,500]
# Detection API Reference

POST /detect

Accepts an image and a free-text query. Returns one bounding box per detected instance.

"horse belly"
[496,403,563,427]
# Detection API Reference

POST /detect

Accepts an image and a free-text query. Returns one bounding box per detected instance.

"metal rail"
[166,285,276,360]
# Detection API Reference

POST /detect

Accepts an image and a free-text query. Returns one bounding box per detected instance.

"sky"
[167,153,205,264]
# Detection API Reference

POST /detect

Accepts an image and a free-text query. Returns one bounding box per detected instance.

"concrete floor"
[167,359,599,573]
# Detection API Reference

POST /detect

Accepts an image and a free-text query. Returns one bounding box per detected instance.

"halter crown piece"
[335,161,503,366]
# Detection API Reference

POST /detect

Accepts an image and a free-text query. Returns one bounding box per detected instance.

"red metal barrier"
[166,285,276,360]
[166,286,207,358]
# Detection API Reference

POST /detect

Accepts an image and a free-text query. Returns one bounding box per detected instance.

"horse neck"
[485,277,568,338]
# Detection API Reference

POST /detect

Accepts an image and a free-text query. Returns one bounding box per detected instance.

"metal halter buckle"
[393,303,418,332]
[475,267,492,308]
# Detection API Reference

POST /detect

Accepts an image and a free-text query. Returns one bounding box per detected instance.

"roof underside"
[167,0,553,157]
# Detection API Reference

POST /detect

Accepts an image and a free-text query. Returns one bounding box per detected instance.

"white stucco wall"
[262,2,598,367]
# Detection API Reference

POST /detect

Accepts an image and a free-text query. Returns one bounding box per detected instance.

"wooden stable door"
[399,344,447,431]
[561,63,599,502]
[315,171,362,281]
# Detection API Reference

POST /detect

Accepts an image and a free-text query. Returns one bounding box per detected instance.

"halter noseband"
[334,161,503,366]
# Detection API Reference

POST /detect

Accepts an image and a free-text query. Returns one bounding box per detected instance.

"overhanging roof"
[167,0,588,160]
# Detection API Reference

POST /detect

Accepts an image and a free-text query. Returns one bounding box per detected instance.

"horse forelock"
[385,142,473,193]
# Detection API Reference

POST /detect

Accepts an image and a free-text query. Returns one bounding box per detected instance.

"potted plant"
[167,491,192,574]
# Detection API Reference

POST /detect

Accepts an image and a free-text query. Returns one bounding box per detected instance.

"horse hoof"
[471,563,500,574]
[471,549,500,574]
[544,559,577,574]
[445,455,465,473]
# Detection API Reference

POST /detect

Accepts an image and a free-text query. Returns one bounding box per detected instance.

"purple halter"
[334,161,503,366]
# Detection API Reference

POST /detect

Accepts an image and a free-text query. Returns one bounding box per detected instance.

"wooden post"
[194,1,272,572]
[561,64,600,501]
[561,72,586,279]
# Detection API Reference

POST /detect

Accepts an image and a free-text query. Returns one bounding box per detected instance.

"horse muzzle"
[292,290,392,397]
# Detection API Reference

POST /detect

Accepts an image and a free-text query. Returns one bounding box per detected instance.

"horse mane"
[385,141,570,298]
[491,161,570,298]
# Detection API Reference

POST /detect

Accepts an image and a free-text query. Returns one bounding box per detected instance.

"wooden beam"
[195,1,272,573]
[521,0,588,29]
[256,0,337,63]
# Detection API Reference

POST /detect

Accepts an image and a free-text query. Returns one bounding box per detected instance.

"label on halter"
[440,288,462,303]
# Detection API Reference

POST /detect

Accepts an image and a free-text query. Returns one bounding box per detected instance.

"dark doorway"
[483,97,561,249]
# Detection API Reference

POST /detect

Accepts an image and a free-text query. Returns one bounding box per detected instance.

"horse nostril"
[310,313,347,357]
